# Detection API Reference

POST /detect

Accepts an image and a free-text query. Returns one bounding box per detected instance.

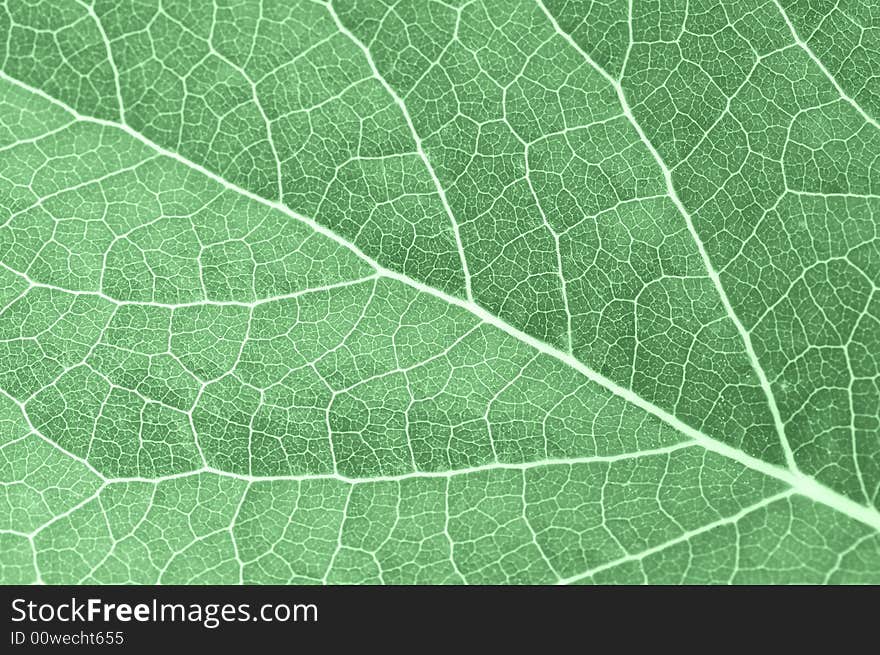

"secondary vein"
[535,0,799,474]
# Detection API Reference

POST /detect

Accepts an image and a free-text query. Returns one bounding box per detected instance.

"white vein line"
[535,0,799,474]
[73,443,697,486]
[772,0,880,131]
[525,142,574,353]
[2,69,880,534]
[0,120,77,154]
[0,389,106,483]
[75,0,125,122]
[1,263,379,310]
[322,0,474,302]
[17,444,700,539]
[558,490,795,584]
[201,3,284,201]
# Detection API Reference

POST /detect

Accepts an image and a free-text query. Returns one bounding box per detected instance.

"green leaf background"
[1,0,878,584]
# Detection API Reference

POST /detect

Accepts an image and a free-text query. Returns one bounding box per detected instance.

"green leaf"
[1,0,878,584]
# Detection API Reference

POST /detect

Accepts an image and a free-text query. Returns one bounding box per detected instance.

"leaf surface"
[0,0,878,583]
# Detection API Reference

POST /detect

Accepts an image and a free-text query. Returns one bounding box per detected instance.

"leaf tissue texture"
[0,0,878,585]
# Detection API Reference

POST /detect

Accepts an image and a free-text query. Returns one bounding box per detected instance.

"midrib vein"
[1,69,879,534]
